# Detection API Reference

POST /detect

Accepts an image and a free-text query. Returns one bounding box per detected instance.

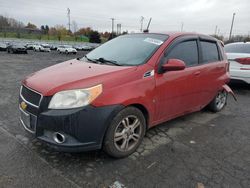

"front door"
[154,37,201,123]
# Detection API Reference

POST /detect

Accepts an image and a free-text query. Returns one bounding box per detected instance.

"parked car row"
[0,42,93,54]
[0,41,98,54]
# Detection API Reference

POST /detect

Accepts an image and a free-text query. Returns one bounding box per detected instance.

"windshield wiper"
[94,57,121,66]
[83,55,99,64]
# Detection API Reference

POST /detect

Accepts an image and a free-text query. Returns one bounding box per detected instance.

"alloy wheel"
[114,115,142,152]
[215,91,227,110]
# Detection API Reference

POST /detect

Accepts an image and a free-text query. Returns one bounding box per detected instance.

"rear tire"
[208,90,227,112]
[103,107,146,158]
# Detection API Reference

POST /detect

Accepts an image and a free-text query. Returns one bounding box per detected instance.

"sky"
[0,0,250,37]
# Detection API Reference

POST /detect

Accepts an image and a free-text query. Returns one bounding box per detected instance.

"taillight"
[235,57,250,65]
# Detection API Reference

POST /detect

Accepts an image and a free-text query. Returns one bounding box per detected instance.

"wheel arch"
[101,103,150,148]
[127,103,150,130]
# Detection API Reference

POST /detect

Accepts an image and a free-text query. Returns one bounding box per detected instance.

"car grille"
[21,85,42,107]
[19,85,42,133]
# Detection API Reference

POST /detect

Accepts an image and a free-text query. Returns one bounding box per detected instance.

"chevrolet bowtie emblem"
[20,101,27,110]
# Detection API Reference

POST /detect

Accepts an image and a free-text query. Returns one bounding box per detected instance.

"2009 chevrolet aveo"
[19,32,235,158]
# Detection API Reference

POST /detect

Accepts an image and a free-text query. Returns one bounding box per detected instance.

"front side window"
[165,40,199,67]
[84,34,168,66]
[200,41,220,63]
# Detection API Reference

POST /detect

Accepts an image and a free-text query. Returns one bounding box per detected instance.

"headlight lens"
[48,84,102,109]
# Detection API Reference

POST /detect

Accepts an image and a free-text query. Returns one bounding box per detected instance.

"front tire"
[208,90,227,112]
[103,107,146,158]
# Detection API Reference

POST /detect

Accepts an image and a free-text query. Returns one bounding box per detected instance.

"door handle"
[194,71,201,76]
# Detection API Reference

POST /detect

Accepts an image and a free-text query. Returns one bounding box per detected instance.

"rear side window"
[200,41,220,63]
[165,40,198,67]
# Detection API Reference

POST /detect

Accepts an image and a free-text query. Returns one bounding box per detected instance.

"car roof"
[130,32,218,41]
[225,42,250,45]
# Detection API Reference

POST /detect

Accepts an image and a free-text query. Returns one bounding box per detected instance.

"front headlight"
[48,84,102,109]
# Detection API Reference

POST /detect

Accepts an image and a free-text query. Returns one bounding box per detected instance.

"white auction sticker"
[144,38,163,45]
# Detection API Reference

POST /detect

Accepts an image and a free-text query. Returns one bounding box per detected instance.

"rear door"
[197,39,227,106]
[154,36,203,122]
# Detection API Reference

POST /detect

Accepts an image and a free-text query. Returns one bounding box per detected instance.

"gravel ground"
[0,50,250,188]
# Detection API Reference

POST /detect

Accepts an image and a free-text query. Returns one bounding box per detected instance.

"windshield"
[84,34,168,66]
[225,43,250,54]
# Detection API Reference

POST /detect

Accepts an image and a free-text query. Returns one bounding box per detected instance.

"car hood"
[23,59,137,96]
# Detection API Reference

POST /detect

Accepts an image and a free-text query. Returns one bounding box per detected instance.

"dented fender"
[223,84,237,101]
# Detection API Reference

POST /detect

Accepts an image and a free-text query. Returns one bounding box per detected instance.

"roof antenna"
[143,18,152,33]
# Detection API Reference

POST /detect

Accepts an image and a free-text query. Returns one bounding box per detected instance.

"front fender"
[223,84,237,101]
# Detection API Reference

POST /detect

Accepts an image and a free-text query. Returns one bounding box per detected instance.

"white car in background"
[225,42,250,84]
[33,44,50,52]
[41,44,51,52]
[57,45,77,54]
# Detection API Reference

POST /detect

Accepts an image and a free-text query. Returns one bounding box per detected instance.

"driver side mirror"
[161,59,186,72]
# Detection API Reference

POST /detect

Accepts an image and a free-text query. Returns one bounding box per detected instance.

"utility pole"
[229,13,236,40]
[181,22,184,32]
[214,25,218,35]
[117,24,121,35]
[140,16,144,32]
[111,18,115,38]
[67,8,71,32]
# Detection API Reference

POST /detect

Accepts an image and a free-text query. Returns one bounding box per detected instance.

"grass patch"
[0,32,89,42]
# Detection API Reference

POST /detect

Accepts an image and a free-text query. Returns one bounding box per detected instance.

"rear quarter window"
[200,41,220,63]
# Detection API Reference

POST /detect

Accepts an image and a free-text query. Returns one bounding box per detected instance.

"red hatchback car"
[19,32,234,158]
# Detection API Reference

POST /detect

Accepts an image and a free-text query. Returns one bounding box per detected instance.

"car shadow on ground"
[229,81,250,91]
